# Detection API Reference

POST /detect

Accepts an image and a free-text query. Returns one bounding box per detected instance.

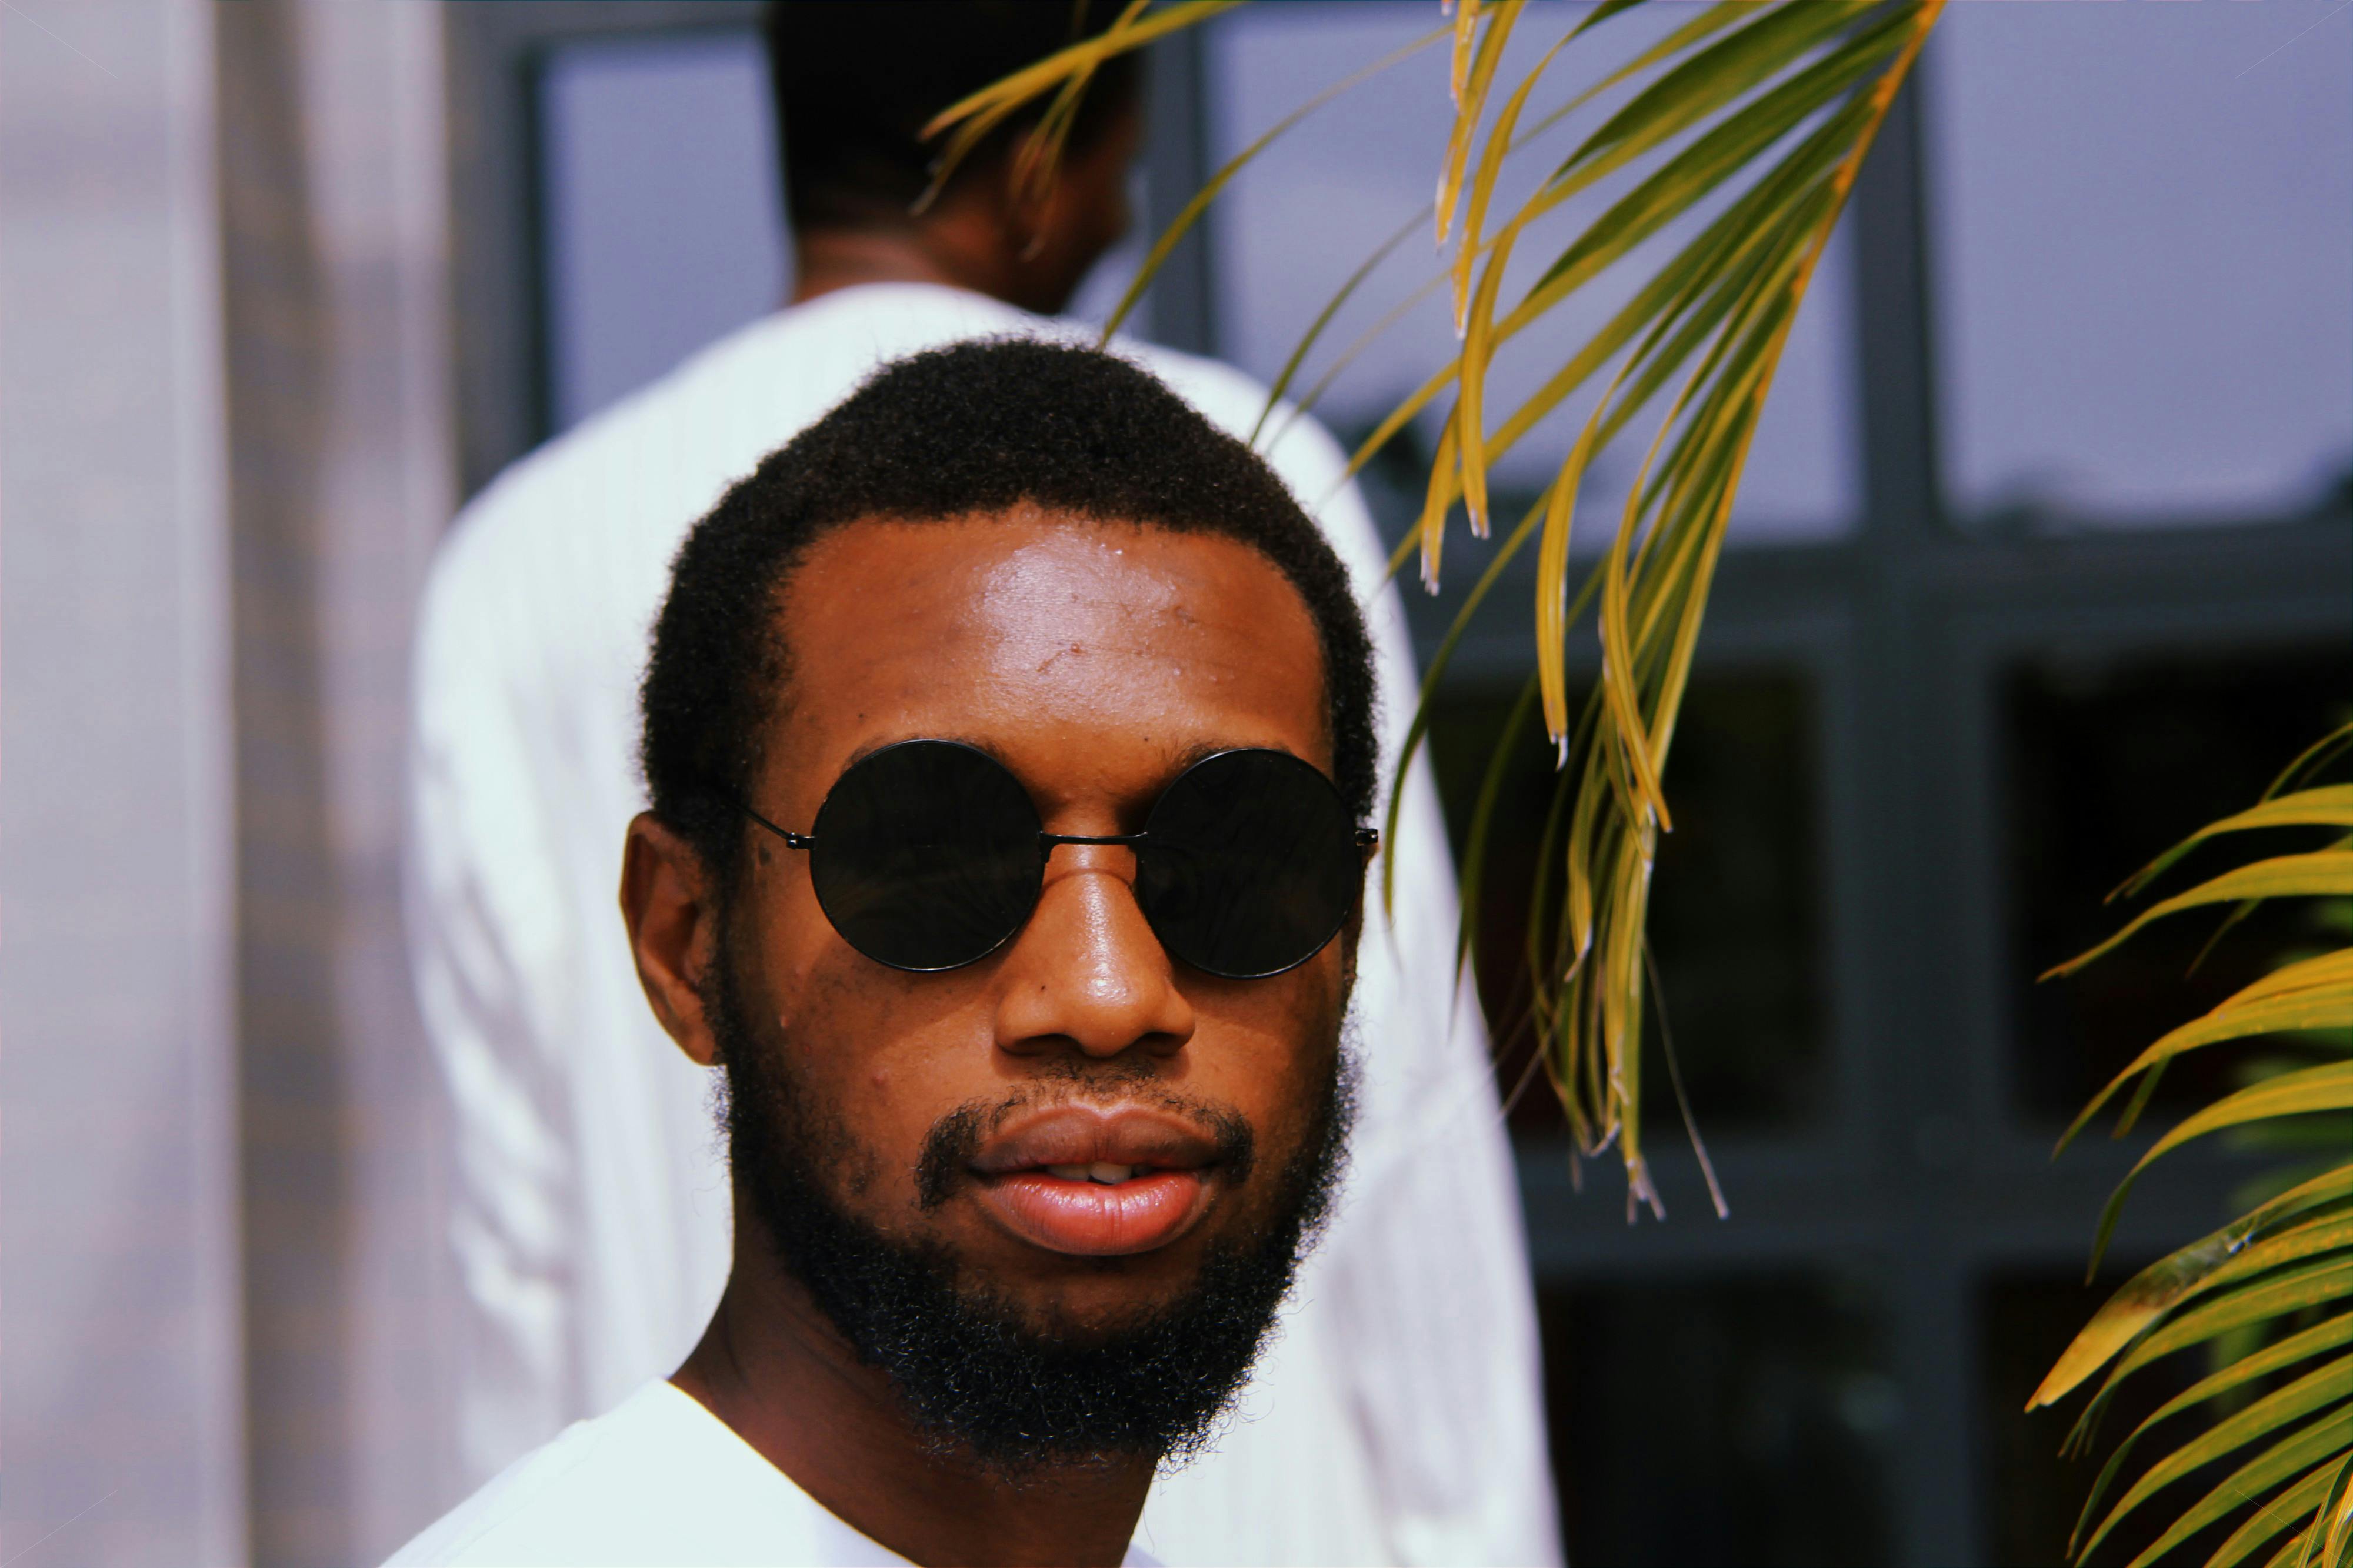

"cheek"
[1192,952,1349,1134]
[765,953,1001,1213]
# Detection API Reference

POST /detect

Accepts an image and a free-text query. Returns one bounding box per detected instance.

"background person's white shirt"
[404,282,1559,1567]
[384,1378,1164,1567]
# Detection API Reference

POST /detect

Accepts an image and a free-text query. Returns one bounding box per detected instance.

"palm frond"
[1101,25,1449,342]
[927,0,1941,1205]
[2055,948,2353,1154]
[2034,723,2353,1566]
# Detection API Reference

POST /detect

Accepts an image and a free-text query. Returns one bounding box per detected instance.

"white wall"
[0,2,246,1563]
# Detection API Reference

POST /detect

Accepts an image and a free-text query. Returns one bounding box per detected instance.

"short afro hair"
[639,338,1380,895]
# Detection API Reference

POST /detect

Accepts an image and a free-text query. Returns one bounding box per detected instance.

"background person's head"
[765,1,1144,313]
[622,339,1378,1470]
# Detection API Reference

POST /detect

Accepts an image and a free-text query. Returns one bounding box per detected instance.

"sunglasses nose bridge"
[994,840,1193,1060]
[1039,830,1145,853]
[1036,835,1144,902]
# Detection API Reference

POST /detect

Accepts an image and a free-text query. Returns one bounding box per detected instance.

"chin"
[996,1257,1214,1330]
[998,1290,1190,1349]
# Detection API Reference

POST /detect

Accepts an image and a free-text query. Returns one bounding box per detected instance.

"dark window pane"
[2004,648,2353,1122]
[1428,672,1827,1135]
[1545,1272,1897,1566]
[1980,1267,2222,1568]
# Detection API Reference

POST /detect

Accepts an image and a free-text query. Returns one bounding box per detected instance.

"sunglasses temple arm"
[738,800,813,850]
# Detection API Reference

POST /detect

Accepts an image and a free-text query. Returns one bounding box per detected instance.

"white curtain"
[1,2,243,1562]
[216,1,462,1560]
[2,2,463,1562]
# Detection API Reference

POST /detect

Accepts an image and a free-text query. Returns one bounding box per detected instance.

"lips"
[968,1105,1223,1257]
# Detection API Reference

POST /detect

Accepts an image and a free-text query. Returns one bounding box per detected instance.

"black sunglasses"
[738,740,1376,979]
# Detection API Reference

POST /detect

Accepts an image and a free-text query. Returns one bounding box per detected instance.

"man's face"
[705,509,1357,1456]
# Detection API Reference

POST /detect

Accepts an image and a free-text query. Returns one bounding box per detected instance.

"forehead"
[769,509,1328,799]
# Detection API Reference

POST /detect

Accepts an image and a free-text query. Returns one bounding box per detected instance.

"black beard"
[705,952,1354,1476]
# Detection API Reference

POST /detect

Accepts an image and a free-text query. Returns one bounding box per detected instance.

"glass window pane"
[1207,4,1860,546]
[538,31,786,432]
[2004,646,2353,1123]
[1429,670,1828,1136]
[1545,1272,1898,1565]
[1927,5,2353,525]
[1980,1266,2211,1568]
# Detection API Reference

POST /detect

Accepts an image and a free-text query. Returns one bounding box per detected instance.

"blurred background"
[2,2,2345,1564]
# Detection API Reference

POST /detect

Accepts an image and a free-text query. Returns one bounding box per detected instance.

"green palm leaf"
[932,24,2334,1553]
[2073,1362,2352,1560]
[2057,951,2353,1153]
[2065,1257,2353,1457]
[927,0,1948,1202]
[2205,1453,2348,1568]
[2114,1410,2353,1568]
[2037,725,2353,1566]
[2084,1079,2353,1275]
[2048,851,2353,982]
[937,9,2352,1554]
[2133,1326,2353,1462]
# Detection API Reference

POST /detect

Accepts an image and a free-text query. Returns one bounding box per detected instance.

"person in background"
[404,5,1558,1563]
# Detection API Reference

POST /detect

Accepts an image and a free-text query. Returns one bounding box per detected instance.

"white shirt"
[404,282,1559,1567]
[384,1378,1164,1567]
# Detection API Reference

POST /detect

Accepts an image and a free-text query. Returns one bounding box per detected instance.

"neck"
[673,1226,1152,1568]
[791,211,1055,313]
[790,226,971,305]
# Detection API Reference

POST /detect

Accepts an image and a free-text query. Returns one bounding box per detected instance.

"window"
[1207,3,1861,546]
[1927,2,2353,525]
[1429,670,1830,1137]
[1548,1272,1899,1566]
[2004,645,2353,1120]
[1980,1265,2205,1568]
[537,30,785,432]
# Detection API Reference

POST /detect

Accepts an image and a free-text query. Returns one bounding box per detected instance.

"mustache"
[915,1084,1256,1211]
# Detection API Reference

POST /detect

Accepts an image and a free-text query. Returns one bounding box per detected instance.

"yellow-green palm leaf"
[928,0,1945,1207]
[2035,723,2353,1566]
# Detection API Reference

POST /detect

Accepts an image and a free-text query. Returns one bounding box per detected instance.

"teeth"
[1089,1161,1135,1184]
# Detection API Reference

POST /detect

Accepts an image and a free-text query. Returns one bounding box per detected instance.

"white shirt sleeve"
[1278,423,1563,1568]
[404,521,586,1479]
[406,445,738,1488]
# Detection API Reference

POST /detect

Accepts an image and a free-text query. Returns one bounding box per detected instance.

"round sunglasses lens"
[1133,750,1364,979]
[806,741,1042,970]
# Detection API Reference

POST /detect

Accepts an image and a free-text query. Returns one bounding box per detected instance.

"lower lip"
[974,1169,1211,1256]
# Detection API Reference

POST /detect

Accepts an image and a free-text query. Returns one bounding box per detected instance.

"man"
[398,339,1408,1564]
[405,6,1555,1563]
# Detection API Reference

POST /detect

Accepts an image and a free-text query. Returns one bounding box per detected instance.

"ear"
[620,812,724,1067]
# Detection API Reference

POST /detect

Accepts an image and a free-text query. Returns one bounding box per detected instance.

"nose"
[991,843,1194,1060]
